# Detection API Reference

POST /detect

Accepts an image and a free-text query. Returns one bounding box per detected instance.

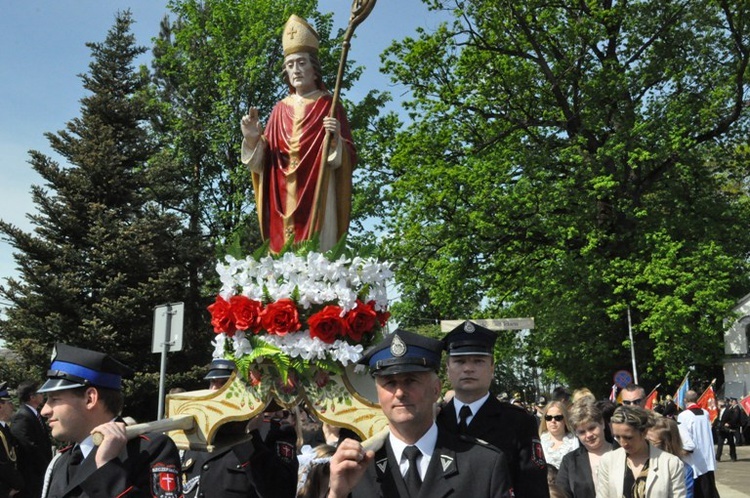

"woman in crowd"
[556,399,613,497]
[539,400,580,469]
[598,405,686,498]
[571,388,596,404]
[647,415,694,498]
[296,444,336,498]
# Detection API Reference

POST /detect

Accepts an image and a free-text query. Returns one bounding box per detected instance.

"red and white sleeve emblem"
[150,463,181,498]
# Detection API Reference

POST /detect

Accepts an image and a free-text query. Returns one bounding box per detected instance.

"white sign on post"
[440,317,535,332]
[152,302,184,353]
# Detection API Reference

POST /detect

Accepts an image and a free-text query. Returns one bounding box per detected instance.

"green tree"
[379,0,750,393]
[0,12,189,413]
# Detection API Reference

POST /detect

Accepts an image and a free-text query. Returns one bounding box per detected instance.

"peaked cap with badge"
[203,358,236,380]
[437,322,550,497]
[282,14,319,56]
[37,343,134,394]
[40,344,184,497]
[358,329,443,376]
[442,320,498,356]
[0,381,10,400]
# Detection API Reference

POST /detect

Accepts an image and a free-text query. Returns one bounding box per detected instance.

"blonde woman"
[556,399,612,497]
[297,444,336,498]
[539,400,579,469]
[572,387,596,404]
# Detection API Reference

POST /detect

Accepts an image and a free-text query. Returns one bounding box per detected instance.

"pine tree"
[0,11,189,384]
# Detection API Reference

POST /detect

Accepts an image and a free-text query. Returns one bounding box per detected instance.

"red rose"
[313,369,330,388]
[248,368,262,387]
[230,295,263,333]
[278,371,298,394]
[208,296,236,336]
[368,300,391,327]
[308,305,348,344]
[260,298,301,336]
[346,300,378,341]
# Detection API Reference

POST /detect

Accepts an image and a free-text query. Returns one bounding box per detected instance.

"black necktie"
[67,445,84,482]
[37,411,46,430]
[403,445,422,497]
[458,404,472,433]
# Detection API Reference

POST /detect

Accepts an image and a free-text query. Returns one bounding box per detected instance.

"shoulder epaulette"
[459,433,503,453]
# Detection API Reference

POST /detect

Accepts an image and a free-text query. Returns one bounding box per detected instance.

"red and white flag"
[644,387,659,410]
[609,384,618,403]
[740,394,750,416]
[697,382,718,423]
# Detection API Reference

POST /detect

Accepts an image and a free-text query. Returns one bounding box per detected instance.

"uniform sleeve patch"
[151,463,181,498]
[276,441,295,463]
[531,439,546,470]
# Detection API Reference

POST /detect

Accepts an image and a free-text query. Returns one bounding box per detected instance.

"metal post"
[157,304,173,420]
[628,305,638,385]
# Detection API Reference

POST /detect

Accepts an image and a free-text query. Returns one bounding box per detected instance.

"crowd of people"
[0,323,746,497]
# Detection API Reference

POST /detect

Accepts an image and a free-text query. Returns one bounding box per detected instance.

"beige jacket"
[597,444,687,498]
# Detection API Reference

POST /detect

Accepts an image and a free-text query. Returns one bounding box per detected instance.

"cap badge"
[464,322,475,333]
[390,334,407,357]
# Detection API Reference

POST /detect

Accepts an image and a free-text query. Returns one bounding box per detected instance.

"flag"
[673,374,690,409]
[740,394,750,416]
[609,384,618,403]
[697,383,718,423]
[644,384,660,410]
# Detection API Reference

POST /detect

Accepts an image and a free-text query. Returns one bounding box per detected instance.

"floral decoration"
[208,246,392,384]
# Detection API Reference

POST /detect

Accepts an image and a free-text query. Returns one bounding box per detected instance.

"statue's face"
[284,52,316,94]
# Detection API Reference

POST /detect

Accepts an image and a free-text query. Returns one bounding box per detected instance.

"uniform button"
[202,463,210,470]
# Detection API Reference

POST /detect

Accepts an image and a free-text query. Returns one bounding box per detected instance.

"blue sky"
[0,1,451,307]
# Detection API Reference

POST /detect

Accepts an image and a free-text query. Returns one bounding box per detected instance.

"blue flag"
[673,374,690,409]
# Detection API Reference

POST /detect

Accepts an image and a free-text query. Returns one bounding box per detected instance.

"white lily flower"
[210,250,390,371]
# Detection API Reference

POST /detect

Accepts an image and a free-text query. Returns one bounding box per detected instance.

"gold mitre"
[282,15,319,56]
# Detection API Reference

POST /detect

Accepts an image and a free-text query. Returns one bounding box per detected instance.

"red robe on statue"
[245,91,355,253]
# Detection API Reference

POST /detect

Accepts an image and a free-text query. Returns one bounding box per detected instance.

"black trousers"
[716,428,737,460]
[694,471,720,498]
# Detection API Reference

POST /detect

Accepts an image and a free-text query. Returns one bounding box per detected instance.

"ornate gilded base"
[165,363,387,451]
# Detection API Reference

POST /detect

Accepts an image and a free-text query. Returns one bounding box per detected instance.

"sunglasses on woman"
[545,415,564,421]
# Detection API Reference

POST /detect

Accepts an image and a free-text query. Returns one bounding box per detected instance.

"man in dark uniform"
[180,359,297,498]
[436,321,549,497]
[0,382,24,497]
[39,344,182,498]
[716,397,741,461]
[11,380,53,498]
[662,394,678,419]
[329,329,513,498]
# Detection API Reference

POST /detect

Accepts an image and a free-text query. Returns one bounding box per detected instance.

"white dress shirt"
[389,422,438,480]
